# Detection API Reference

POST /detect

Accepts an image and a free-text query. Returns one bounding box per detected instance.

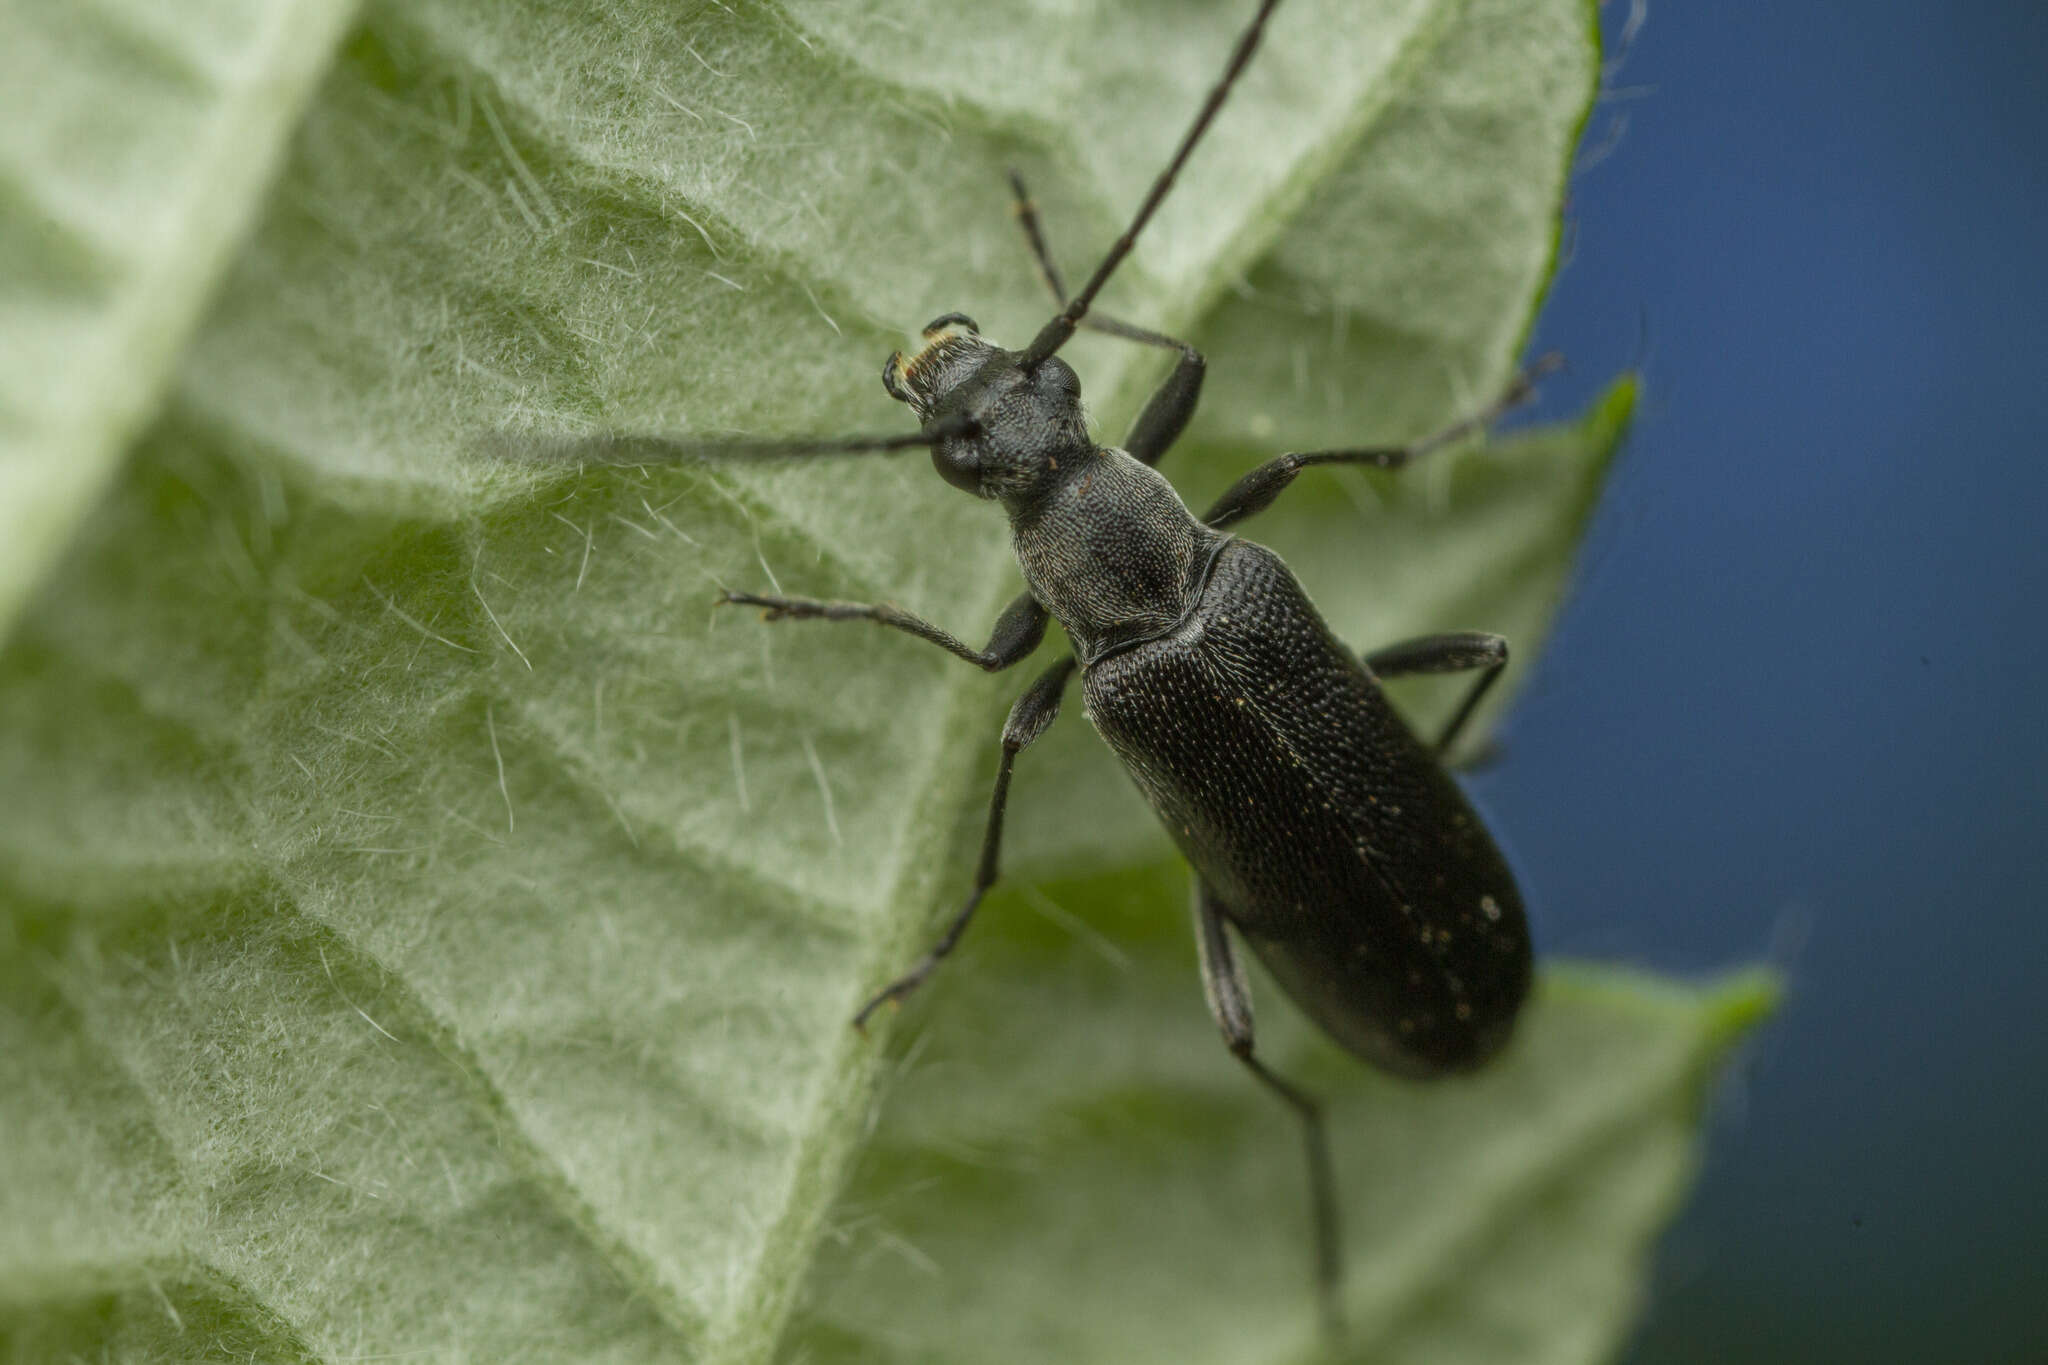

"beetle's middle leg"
[719,588,1047,673]
[1193,881,1343,1340]
[1365,631,1510,757]
[1201,355,1564,530]
[852,655,1077,1030]
[1006,171,1205,467]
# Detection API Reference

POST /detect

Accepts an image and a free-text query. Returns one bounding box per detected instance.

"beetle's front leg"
[1005,170,1205,468]
[1202,356,1562,531]
[718,588,1047,673]
[852,655,1078,1029]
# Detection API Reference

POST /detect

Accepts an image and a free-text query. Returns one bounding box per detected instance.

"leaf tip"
[1586,372,1640,451]
[1698,965,1785,1051]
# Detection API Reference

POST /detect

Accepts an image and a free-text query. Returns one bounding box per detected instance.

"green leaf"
[0,1,1771,1363]
[787,869,1778,1365]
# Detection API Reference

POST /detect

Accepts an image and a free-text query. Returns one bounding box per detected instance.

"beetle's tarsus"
[851,981,913,1033]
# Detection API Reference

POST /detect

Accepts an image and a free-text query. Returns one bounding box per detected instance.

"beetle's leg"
[718,589,1047,673]
[852,656,1078,1029]
[1118,344,1207,468]
[1201,356,1563,530]
[1364,631,1510,756]
[1006,171,1204,467]
[1193,882,1343,1342]
[1006,169,1077,308]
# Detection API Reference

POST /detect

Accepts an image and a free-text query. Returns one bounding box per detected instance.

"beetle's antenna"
[510,412,975,467]
[1018,0,1284,369]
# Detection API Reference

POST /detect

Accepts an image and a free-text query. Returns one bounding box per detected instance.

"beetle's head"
[883,313,1089,501]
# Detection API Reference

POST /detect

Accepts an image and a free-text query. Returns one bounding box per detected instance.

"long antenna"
[1019,0,1285,369]
[507,412,975,467]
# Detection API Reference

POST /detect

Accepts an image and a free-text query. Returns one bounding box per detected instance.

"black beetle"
[598,0,1556,1334]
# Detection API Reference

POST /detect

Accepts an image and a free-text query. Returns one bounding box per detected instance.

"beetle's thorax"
[1009,447,1221,663]
[880,314,1221,657]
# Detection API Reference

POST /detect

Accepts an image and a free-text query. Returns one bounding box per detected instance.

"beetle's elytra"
[596,0,1558,1337]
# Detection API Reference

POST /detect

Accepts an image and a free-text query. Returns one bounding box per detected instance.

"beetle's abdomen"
[1081,541,1532,1077]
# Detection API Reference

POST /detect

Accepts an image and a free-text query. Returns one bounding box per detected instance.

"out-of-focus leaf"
[0,0,361,638]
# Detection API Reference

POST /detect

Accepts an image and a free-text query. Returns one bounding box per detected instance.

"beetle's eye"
[931,427,983,494]
[1041,356,1080,397]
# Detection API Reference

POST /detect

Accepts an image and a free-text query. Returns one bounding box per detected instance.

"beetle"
[585,0,1554,1333]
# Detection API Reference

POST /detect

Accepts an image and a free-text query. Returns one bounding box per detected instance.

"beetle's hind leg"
[1193,882,1343,1342]
[852,656,1077,1030]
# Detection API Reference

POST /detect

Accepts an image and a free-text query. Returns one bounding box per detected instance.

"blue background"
[1495,3,2048,1360]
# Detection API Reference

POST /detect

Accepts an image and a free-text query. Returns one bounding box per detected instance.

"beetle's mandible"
[617,0,1562,1336]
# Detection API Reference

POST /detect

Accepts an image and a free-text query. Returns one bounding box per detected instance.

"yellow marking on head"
[901,324,976,384]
